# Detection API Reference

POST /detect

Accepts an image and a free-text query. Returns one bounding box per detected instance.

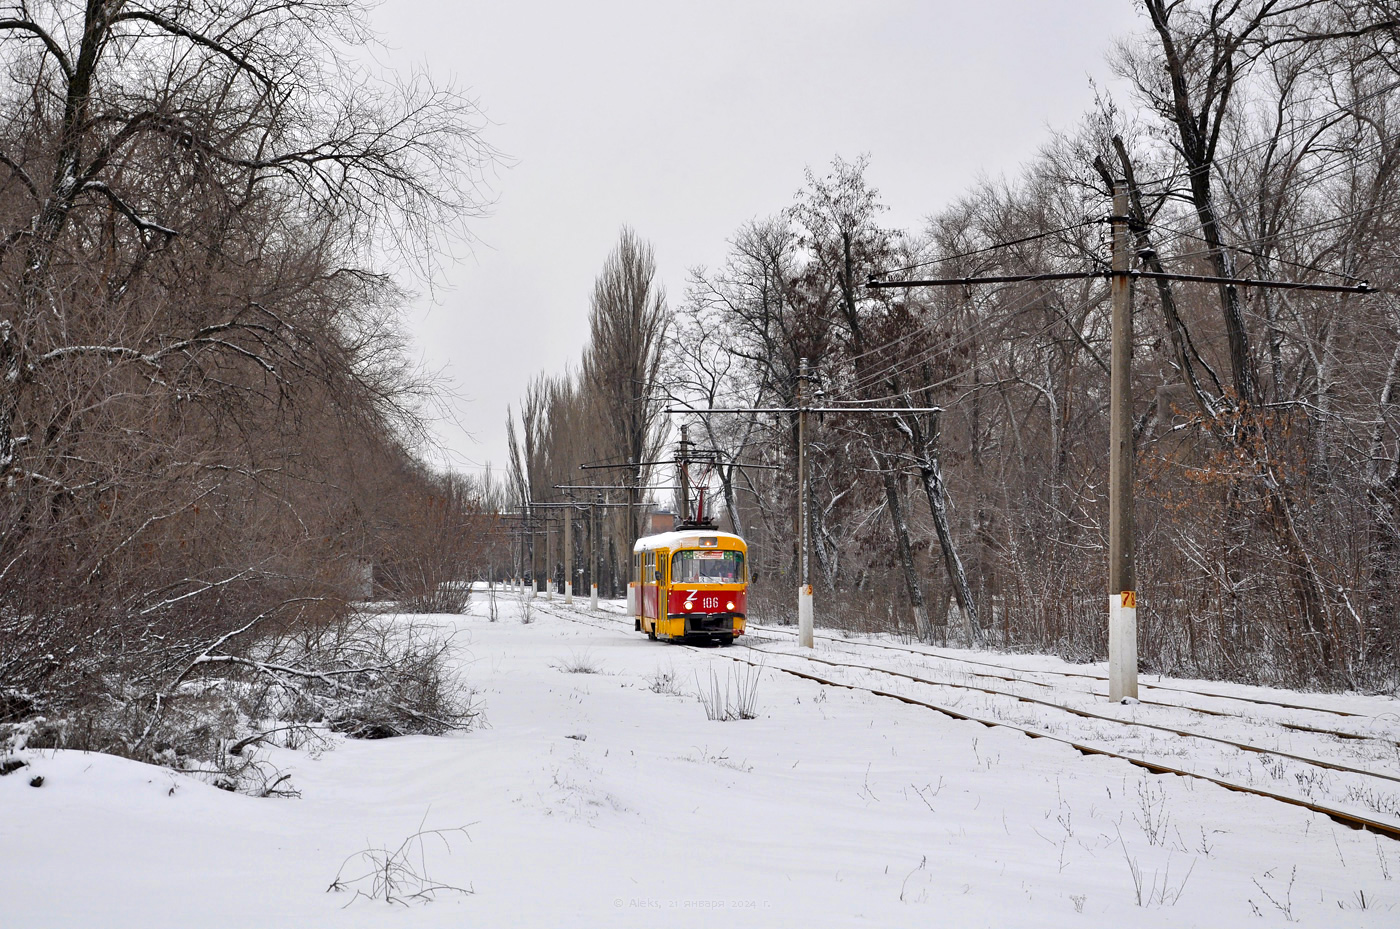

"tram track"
[554,603,1396,754]
[737,643,1400,786]
[530,601,1400,840]
[720,649,1400,842]
[735,628,1400,786]
[753,622,1397,738]
[748,632,1386,744]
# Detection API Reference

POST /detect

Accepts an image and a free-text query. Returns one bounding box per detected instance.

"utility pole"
[516,503,525,592]
[545,509,555,600]
[528,502,539,598]
[627,457,638,553]
[564,503,574,604]
[516,498,628,607]
[591,493,601,610]
[625,457,637,616]
[678,424,692,522]
[797,358,813,648]
[1109,181,1137,702]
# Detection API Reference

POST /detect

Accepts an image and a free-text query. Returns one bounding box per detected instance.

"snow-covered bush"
[5,610,478,793]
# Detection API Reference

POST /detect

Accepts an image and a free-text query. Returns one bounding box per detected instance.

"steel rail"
[533,603,1400,841]
[750,628,1398,747]
[739,645,1400,786]
[716,650,1400,842]
[755,624,1375,722]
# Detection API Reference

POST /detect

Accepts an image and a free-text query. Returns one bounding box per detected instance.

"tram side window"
[671,550,745,584]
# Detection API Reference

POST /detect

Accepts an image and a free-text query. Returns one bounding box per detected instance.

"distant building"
[646,508,675,535]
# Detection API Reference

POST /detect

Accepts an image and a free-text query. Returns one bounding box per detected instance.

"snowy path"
[2,597,1397,927]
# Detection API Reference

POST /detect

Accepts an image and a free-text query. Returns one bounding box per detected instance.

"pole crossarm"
[553,484,680,492]
[867,271,1373,295]
[579,461,668,471]
[667,406,943,415]
[581,456,778,471]
[513,501,630,509]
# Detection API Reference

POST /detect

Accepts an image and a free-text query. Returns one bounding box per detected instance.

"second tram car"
[631,530,747,645]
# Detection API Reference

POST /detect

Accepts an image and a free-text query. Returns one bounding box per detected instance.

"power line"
[842,224,1101,370]
[852,266,1370,406]
[1146,200,1398,268]
[835,291,1109,406]
[870,269,1371,294]
[845,274,1108,398]
[1127,77,1400,190]
[880,219,1100,278]
[1148,224,1371,283]
[1130,128,1400,256]
[667,360,944,648]
[856,122,1394,394]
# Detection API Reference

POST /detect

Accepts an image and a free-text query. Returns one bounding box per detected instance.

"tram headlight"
[726,601,734,610]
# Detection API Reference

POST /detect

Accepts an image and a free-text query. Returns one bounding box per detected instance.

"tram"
[631,529,747,645]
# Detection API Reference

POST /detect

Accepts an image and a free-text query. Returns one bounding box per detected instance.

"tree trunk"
[876,452,930,641]
[915,450,981,644]
[894,411,981,642]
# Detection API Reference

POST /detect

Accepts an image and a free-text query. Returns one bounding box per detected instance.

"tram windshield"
[671,549,745,584]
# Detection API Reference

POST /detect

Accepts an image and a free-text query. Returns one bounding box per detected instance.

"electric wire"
[845,227,1103,370]
[877,219,1100,279]
[844,288,1104,403]
[1147,202,1398,269]
[849,113,1397,395]
[849,147,1395,399]
[1126,77,1400,191]
[1131,128,1400,259]
[840,280,1108,401]
[1140,162,1398,282]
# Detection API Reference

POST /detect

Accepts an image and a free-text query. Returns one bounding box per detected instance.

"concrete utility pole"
[678,425,692,522]
[545,510,555,600]
[520,503,528,593]
[529,502,540,598]
[1108,181,1138,702]
[627,457,638,554]
[522,498,628,606]
[591,494,601,610]
[797,358,814,648]
[564,503,574,604]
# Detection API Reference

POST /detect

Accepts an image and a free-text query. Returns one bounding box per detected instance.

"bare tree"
[582,227,671,553]
[0,0,494,763]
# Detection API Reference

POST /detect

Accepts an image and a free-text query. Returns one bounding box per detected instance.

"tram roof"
[632,529,746,554]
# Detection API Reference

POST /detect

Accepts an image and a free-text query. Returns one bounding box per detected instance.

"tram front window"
[671,550,745,584]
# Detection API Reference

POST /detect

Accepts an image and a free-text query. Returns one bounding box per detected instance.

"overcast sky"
[369,0,1147,476]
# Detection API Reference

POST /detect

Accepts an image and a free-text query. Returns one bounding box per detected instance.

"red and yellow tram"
[631,530,747,645]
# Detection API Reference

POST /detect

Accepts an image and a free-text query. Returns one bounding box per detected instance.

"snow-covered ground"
[3,594,1397,927]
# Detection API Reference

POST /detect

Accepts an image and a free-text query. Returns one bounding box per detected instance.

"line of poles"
[502,497,630,609]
